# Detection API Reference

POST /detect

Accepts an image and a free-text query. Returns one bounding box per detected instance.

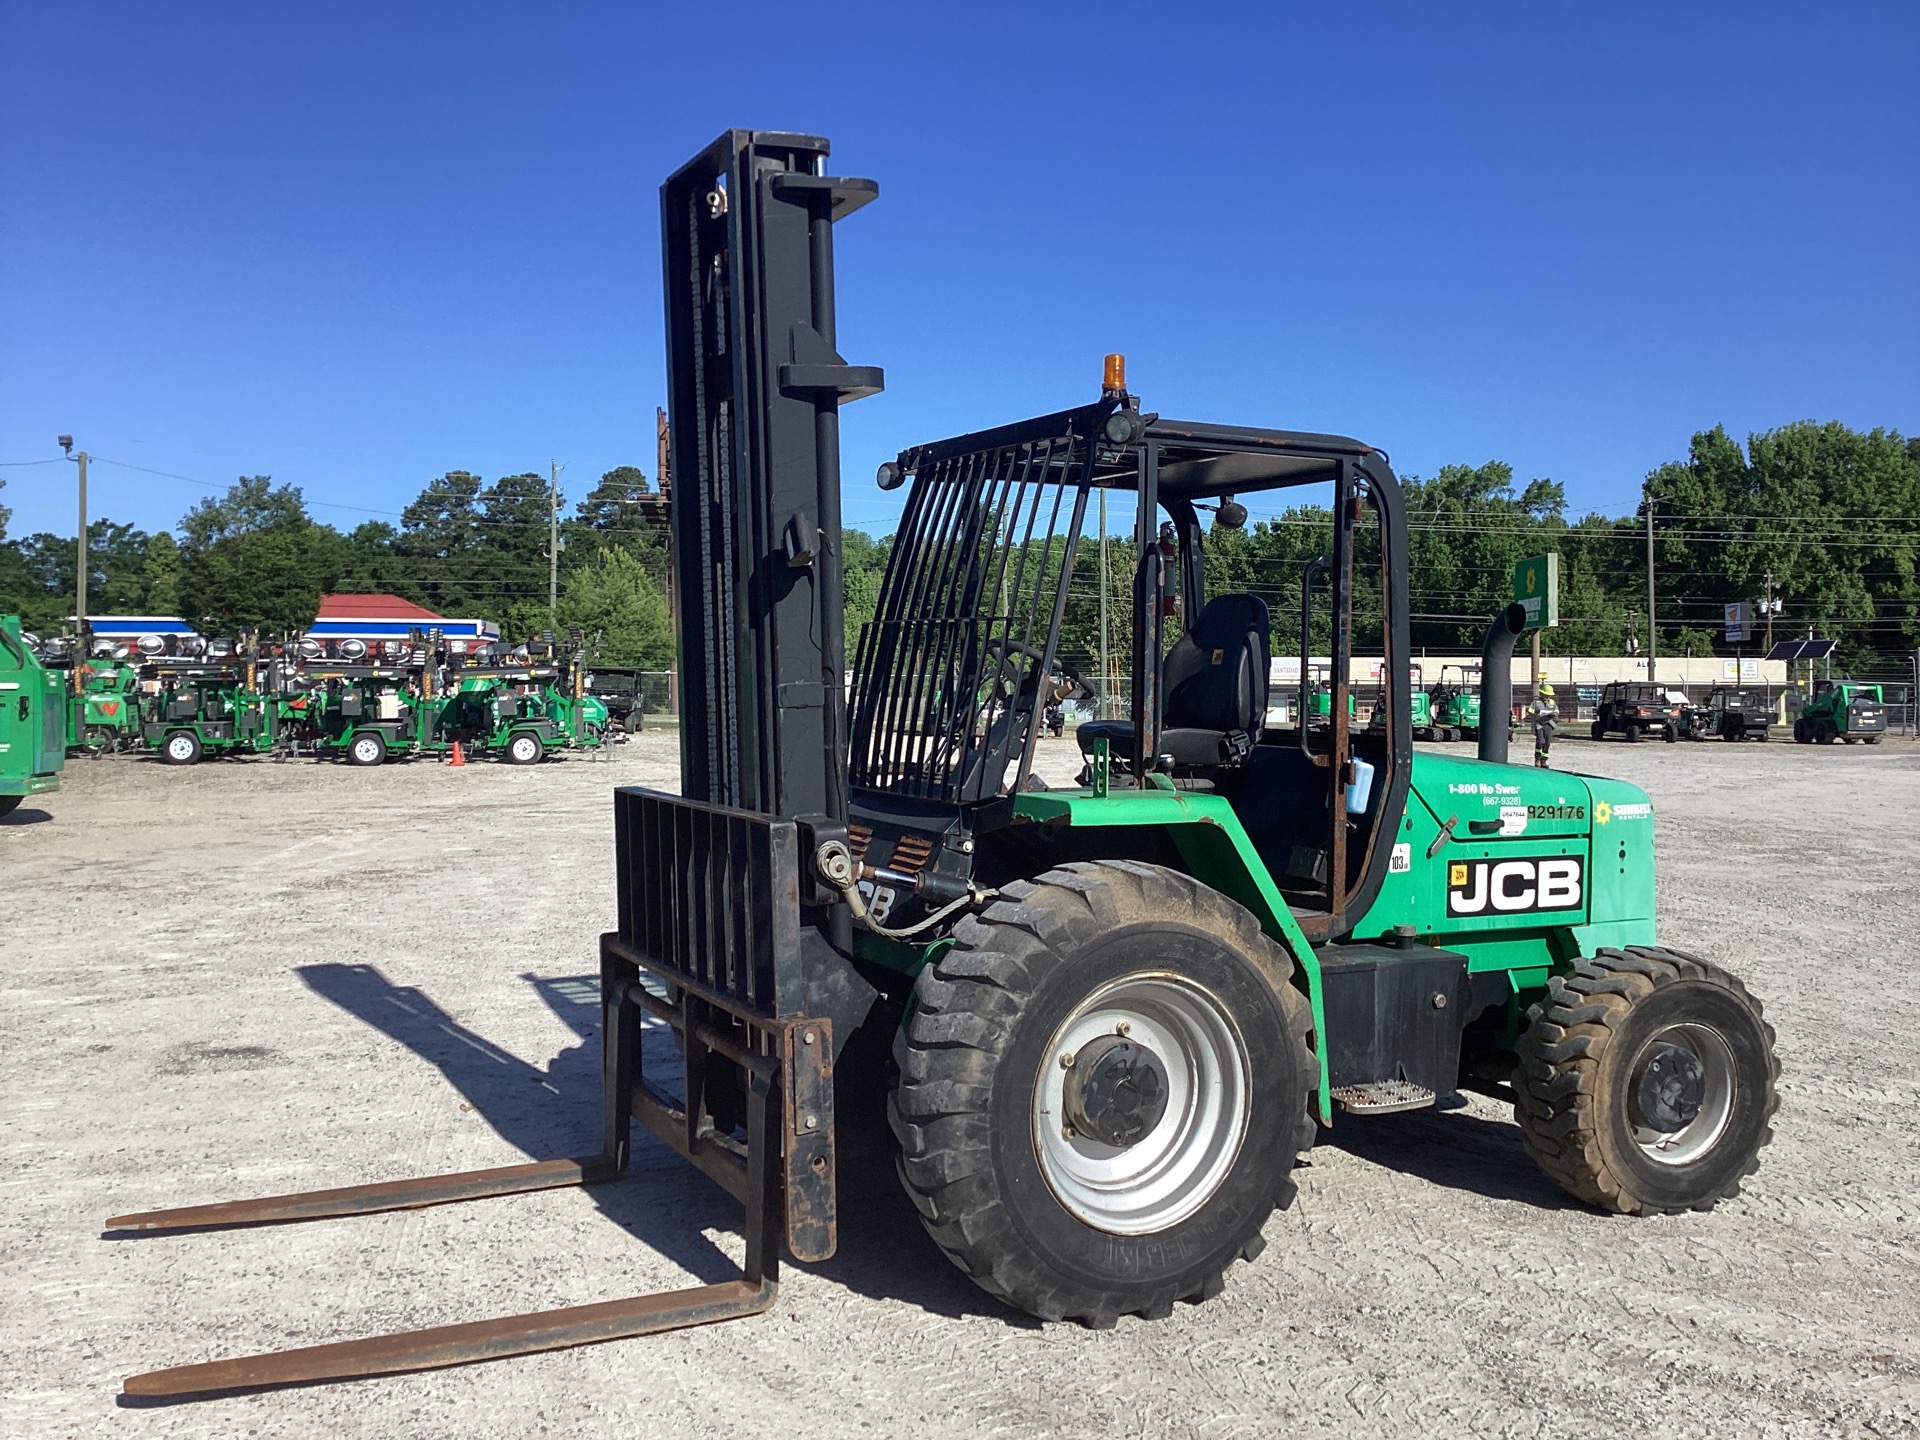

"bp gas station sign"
[1513,553,1560,629]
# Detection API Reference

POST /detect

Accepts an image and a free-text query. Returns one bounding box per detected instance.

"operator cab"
[846,380,1412,944]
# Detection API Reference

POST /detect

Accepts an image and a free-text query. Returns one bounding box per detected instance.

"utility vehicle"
[1592,681,1683,743]
[1685,687,1773,742]
[110,130,1779,1399]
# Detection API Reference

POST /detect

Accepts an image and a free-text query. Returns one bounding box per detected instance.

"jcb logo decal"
[1447,857,1583,916]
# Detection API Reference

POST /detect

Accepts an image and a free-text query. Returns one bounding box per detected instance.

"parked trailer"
[139,658,280,765]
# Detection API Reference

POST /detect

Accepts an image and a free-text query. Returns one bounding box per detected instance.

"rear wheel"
[1794,719,1810,743]
[346,731,387,767]
[891,861,1315,1326]
[505,731,544,765]
[1625,723,1641,743]
[1514,947,1777,1214]
[0,795,22,818]
[1590,720,1605,741]
[162,730,202,766]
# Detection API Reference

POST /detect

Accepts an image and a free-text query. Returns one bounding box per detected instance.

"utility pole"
[1097,488,1109,717]
[1761,569,1778,656]
[548,460,563,633]
[1645,504,1657,687]
[59,437,87,662]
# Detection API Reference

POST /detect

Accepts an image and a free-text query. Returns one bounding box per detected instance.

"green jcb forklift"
[109,130,1780,1398]
[1,614,66,816]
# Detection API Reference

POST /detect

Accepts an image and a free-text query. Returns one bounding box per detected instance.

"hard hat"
[1538,684,1555,697]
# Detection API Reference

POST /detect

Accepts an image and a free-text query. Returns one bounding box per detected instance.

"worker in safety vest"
[1528,683,1559,769]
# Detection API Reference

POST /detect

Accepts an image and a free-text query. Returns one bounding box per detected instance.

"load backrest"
[1162,593,1270,737]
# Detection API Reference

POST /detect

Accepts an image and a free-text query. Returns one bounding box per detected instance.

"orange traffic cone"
[449,740,465,767]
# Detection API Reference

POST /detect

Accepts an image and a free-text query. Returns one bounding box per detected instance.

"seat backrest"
[1162,594,1270,736]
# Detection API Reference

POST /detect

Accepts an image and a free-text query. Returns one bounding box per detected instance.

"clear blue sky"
[2,2,1914,541]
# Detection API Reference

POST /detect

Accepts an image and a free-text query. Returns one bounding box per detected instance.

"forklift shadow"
[293,964,1007,1322]
[0,806,52,824]
[1319,1100,1572,1211]
[293,963,745,1290]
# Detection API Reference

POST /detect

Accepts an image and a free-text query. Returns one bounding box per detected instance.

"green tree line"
[4,419,1916,675]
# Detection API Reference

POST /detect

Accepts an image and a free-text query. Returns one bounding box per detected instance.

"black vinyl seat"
[1078,594,1271,770]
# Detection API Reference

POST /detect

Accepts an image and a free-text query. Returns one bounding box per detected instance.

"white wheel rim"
[513,737,536,760]
[167,735,194,760]
[353,737,380,763]
[1033,972,1251,1235]
[1629,1021,1736,1166]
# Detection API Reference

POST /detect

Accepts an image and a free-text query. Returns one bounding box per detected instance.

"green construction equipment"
[111,130,1779,1398]
[1428,662,1483,739]
[139,652,280,765]
[1795,679,1886,744]
[68,658,146,753]
[1,614,66,816]
[1369,663,1434,739]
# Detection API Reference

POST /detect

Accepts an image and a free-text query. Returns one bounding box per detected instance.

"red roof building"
[315,593,445,622]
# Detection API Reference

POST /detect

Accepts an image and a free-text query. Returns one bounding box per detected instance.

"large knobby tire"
[1513,947,1778,1215]
[162,730,202,766]
[1794,719,1810,744]
[890,860,1316,1327]
[0,794,22,818]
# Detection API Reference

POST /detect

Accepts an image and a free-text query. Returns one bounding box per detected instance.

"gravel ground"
[3,731,1917,1438]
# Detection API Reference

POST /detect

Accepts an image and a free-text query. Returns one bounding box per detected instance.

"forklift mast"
[661,130,883,820]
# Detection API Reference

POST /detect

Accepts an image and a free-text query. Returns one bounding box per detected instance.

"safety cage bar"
[847,400,1115,805]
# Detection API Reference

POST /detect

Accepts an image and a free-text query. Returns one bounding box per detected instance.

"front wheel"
[1514,948,1777,1214]
[890,861,1315,1327]
[505,731,544,765]
[1794,719,1810,743]
[1591,720,1605,741]
[0,794,22,818]
[162,730,202,766]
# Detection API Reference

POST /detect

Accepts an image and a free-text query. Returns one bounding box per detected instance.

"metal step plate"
[1331,1080,1437,1115]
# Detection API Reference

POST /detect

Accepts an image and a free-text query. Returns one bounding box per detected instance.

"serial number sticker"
[1499,806,1527,836]
[1390,842,1411,874]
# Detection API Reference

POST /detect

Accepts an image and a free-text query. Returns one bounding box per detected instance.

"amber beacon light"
[1102,353,1126,396]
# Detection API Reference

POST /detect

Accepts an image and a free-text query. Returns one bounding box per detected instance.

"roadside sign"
[1724,601,1752,643]
[1512,553,1559,629]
